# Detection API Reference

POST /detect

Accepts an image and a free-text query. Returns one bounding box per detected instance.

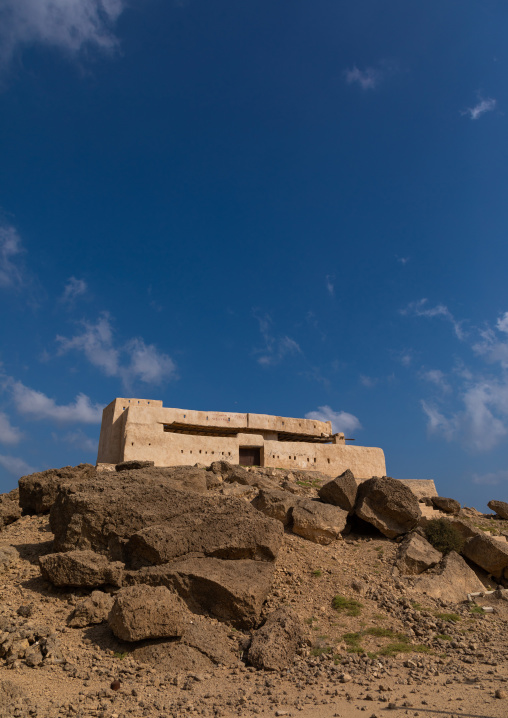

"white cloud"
[57,312,119,376]
[0,453,35,477]
[11,381,103,424]
[496,311,508,334]
[0,0,127,71]
[0,411,23,444]
[345,65,381,90]
[0,224,24,288]
[396,256,410,265]
[462,97,497,121]
[123,338,177,385]
[401,299,465,340]
[56,312,177,386]
[325,275,335,297]
[61,276,87,304]
[472,470,508,486]
[420,369,451,394]
[305,405,361,435]
[254,311,302,367]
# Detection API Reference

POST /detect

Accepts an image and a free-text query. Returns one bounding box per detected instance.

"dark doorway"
[239,447,261,466]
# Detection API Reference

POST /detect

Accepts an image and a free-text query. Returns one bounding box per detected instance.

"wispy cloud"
[416,309,508,452]
[401,299,465,340]
[56,312,177,386]
[360,375,377,388]
[0,411,23,444]
[325,275,335,297]
[0,0,128,73]
[254,312,302,367]
[420,369,451,394]
[61,276,87,304]
[396,256,410,265]
[472,470,508,486]
[0,224,25,289]
[305,405,361,435]
[52,429,98,453]
[461,96,497,121]
[0,453,35,477]
[11,381,103,424]
[345,65,382,90]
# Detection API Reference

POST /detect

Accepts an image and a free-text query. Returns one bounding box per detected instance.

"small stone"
[495,689,507,699]
[110,679,121,691]
[340,673,353,683]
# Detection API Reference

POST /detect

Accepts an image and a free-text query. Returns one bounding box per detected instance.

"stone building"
[97,398,387,478]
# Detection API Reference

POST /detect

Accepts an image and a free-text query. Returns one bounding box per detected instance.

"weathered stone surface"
[19,464,97,514]
[412,551,485,603]
[115,460,155,471]
[108,585,190,641]
[0,489,21,529]
[462,534,508,579]
[68,590,114,628]
[251,489,300,526]
[488,500,508,520]
[133,557,275,629]
[125,504,282,568]
[0,545,18,573]
[214,462,278,491]
[395,533,442,575]
[39,550,123,587]
[248,606,304,671]
[431,497,461,515]
[49,473,211,555]
[292,500,349,544]
[355,477,421,538]
[318,470,357,512]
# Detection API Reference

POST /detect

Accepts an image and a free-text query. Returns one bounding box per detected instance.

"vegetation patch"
[470,605,485,615]
[332,595,363,616]
[424,518,464,555]
[434,612,461,622]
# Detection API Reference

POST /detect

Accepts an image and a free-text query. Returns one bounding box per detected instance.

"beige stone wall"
[263,441,385,478]
[97,398,385,479]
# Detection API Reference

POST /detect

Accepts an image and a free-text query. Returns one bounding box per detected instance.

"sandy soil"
[1,511,507,718]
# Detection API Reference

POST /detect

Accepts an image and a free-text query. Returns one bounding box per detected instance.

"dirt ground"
[1,511,507,718]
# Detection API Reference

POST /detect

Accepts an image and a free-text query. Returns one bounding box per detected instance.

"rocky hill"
[0,461,507,718]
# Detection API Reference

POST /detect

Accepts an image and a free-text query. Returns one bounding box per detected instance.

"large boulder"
[18,464,96,514]
[49,472,281,562]
[124,504,282,568]
[251,489,300,526]
[355,477,421,538]
[462,534,508,580]
[68,590,114,628]
[395,533,442,575]
[318,470,357,512]
[108,585,190,641]
[292,500,349,544]
[0,489,21,529]
[126,557,275,629]
[431,497,461,515]
[39,550,123,587]
[248,606,304,671]
[488,500,508,520]
[411,551,485,603]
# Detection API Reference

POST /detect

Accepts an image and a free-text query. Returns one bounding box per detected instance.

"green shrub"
[332,595,363,616]
[425,518,464,555]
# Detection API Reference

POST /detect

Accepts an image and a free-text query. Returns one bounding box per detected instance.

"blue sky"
[1,0,507,508]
